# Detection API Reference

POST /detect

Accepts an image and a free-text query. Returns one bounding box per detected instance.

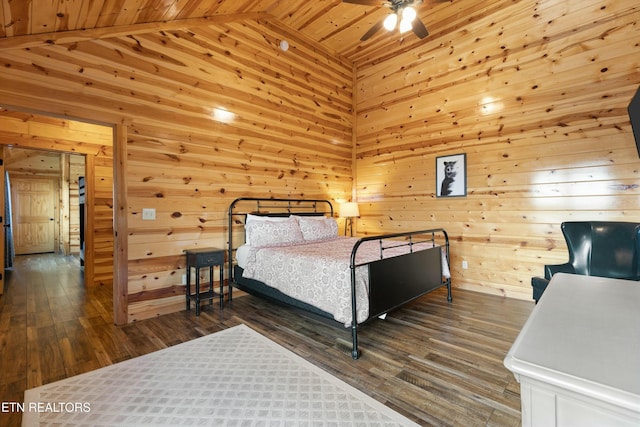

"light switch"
[142,208,156,220]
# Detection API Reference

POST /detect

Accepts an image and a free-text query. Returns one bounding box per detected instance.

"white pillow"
[245,217,304,248]
[245,214,291,245]
[235,244,251,269]
[295,216,338,242]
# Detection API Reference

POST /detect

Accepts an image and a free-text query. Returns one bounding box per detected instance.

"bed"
[227,197,452,359]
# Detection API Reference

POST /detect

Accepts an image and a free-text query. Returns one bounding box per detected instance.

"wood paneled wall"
[121,22,353,321]
[0,1,637,322]
[354,0,640,299]
[0,18,353,321]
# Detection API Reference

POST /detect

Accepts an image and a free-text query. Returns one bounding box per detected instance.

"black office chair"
[531,221,640,302]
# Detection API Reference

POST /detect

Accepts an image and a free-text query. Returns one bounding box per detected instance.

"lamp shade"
[340,202,360,218]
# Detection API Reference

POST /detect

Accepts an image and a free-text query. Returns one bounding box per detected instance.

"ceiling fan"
[343,0,429,41]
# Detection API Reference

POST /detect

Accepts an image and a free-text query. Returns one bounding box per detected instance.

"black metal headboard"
[227,197,334,287]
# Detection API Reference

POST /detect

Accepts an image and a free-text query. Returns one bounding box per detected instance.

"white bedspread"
[241,237,448,326]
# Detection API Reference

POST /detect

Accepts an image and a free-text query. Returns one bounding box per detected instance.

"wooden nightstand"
[184,248,225,315]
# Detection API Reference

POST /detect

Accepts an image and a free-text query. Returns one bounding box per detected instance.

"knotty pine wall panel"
[121,24,352,320]
[0,19,353,321]
[354,0,639,299]
[2,1,635,317]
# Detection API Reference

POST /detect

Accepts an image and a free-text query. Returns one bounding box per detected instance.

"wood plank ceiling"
[0,0,454,66]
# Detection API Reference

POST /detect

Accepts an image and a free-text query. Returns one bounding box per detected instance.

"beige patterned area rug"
[23,324,418,426]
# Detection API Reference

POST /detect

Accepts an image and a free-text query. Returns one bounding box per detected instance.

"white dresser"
[504,273,640,427]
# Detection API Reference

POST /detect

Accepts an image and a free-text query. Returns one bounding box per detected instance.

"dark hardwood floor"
[0,253,533,426]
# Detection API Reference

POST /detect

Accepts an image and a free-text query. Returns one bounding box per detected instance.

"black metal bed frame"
[227,197,452,359]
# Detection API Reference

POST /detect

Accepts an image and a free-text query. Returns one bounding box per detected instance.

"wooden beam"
[113,123,128,326]
[83,154,95,288]
[0,12,268,50]
[60,154,70,255]
[0,132,103,156]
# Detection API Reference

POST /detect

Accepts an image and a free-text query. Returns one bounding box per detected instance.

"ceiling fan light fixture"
[399,18,412,33]
[348,0,428,41]
[399,6,416,33]
[383,13,398,31]
[402,6,417,22]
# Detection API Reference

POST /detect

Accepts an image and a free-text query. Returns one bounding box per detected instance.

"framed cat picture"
[436,153,467,197]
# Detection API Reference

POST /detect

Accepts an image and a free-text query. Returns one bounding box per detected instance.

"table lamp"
[340,202,360,236]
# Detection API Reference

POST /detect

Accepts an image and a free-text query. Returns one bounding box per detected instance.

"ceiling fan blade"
[412,18,429,38]
[360,19,385,41]
[342,0,381,5]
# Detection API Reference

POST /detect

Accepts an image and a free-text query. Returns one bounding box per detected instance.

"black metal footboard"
[349,229,451,359]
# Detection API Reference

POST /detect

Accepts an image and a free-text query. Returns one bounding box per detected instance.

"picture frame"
[436,153,467,197]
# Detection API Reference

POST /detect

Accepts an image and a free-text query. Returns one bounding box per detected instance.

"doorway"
[5,148,86,259]
[0,107,125,324]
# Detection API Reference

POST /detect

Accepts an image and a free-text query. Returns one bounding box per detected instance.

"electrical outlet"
[462,260,468,269]
[142,208,156,220]
[181,274,187,285]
